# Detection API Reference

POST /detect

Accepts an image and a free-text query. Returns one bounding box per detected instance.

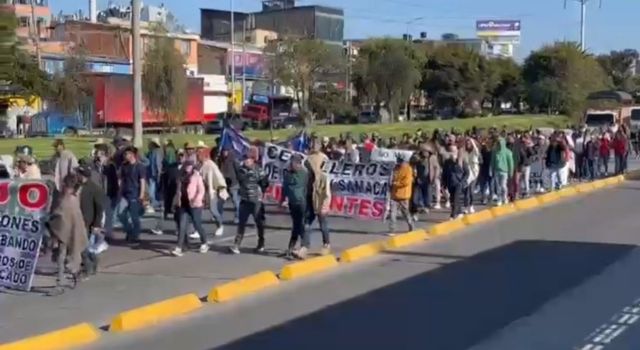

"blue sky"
[51,0,639,60]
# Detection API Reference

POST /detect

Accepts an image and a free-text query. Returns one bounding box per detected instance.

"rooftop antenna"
[564,0,603,51]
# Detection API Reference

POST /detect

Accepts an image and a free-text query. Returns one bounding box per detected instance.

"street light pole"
[132,0,143,147]
[230,0,236,113]
[404,16,424,39]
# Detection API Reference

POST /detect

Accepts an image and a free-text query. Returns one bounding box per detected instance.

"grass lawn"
[5,115,570,160]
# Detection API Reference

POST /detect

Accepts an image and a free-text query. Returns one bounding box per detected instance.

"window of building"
[179,40,191,56]
[18,17,30,28]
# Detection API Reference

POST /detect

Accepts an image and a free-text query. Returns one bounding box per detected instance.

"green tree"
[596,49,639,92]
[523,42,611,120]
[49,48,91,114]
[266,38,342,125]
[486,57,524,113]
[353,38,423,122]
[142,27,188,129]
[0,11,49,102]
[420,45,490,117]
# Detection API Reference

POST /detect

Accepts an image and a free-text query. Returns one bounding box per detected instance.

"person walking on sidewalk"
[491,137,514,206]
[198,145,228,238]
[52,139,78,193]
[305,141,333,257]
[281,154,309,259]
[171,160,209,257]
[145,138,164,213]
[463,137,480,214]
[388,155,415,235]
[76,163,107,276]
[442,145,469,219]
[230,147,269,255]
[118,146,146,243]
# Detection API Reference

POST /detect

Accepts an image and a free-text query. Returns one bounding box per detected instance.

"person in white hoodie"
[462,137,480,214]
[197,143,229,238]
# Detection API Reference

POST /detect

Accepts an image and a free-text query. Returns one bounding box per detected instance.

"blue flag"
[219,125,251,158]
[289,129,310,153]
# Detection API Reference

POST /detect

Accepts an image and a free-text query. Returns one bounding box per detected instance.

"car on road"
[358,110,379,124]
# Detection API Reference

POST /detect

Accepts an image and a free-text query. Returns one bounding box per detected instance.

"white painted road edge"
[577,297,640,350]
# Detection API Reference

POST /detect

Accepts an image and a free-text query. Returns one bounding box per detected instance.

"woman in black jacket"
[442,145,469,220]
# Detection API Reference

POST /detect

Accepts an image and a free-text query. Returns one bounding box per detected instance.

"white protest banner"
[370,147,414,163]
[0,180,51,291]
[262,143,392,220]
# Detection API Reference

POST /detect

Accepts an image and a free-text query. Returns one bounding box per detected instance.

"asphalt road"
[84,178,640,350]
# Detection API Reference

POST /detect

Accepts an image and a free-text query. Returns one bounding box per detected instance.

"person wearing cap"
[230,146,268,255]
[197,143,228,237]
[52,139,79,192]
[388,154,415,235]
[281,153,309,259]
[112,135,132,169]
[183,142,198,164]
[76,163,107,275]
[146,137,164,213]
[171,159,209,256]
[15,154,41,179]
[118,146,146,243]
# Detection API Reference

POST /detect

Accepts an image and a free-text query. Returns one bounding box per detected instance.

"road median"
[0,323,100,350]
[207,271,280,303]
[109,294,202,332]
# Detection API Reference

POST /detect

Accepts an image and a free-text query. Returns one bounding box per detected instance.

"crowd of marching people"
[7,121,632,288]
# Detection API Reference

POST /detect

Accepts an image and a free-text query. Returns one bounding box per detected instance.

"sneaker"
[145,206,155,214]
[454,214,464,220]
[229,245,240,255]
[469,206,475,214]
[496,200,503,206]
[433,204,442,210]
[254,246,265,254]
[199,244,210,254]
[445,202,451,209]
[462,208,469,214]
[294,247,308,259]
[214,226,224,237]
[150,229,163,235]
[412,214,419,222]
[233,217,239,224]
[189,231,200,239]
[94,240,109,255]
[171,247,184,257]
[320,244,331,256]
[386,232,397,237]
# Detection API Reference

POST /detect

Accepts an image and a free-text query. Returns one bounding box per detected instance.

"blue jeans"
[177,207,207,249]
[104,196,123,238]
[307,207,330,246]
[147,178,161,209]
[495,171,509,203]
[223,187,241,220]
[118,198,142,241]
[414,180,431,209]
[548,167,562,190]
[208,194,224,229]
[287,203,307,250]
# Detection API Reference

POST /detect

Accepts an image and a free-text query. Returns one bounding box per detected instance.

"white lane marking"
[577,297,640,349]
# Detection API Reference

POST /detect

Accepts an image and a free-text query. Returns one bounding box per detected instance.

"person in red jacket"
[598,133,611,177]
[612,130,628,175]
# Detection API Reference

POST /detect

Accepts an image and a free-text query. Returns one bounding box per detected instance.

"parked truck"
[584,90,640,130]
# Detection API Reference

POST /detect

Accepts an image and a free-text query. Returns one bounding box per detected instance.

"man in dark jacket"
[230,147,268,255]
[281,154,308,259]
[146,138,164,211]
[442,145,469,219]
[77,164,107,276]
[520,136,536,197]
[218,148,240,222]
[546,134,567,190]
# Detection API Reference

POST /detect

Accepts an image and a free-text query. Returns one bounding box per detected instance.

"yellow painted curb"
[0,323,100,350]
[463,209,494,225]
[341,241,385,263]
[617,175,625,182]
[490,204,517,218]
[514,197,539,211]
[592,179,606,189]
[575,182,595,193]
[430,219,466,236]
[604,176,622,186]
[207,271,279,303]
[280,255,339,281]
[557,187,578,198]
[537,191,560,204]
[385,230,428,249]
[110,294,202,332]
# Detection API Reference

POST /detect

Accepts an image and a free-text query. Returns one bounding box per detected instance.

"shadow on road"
[216,240,635,350]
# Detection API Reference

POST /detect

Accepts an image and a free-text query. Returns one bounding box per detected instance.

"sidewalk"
[0,203,455,344]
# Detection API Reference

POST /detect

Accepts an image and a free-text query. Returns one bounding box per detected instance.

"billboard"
[228,51,267,79]
[476,20,521,45]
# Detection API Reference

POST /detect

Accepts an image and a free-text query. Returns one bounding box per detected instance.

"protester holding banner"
[389,155,415,235]
[230,147,268,255]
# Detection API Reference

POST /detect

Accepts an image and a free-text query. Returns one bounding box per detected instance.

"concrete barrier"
[462,209,495,225]
[514,197,540,211]
[604,176,623,186]
[430,219,466,236]
[280,255,339,281]
[575,182,595,193]
[592,179,607,189]
[490,204,517,218]
[557,187,578,198]
[626,170,640,180]
[385,230,428,249]
[0,323,100,350]
[207,271,280,303]
[110,294,202,332]
[341,241,385,263]
[537,191,560,205]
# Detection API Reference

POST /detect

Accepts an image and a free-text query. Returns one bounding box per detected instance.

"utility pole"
[30,0,41,69]
[565,0,603,51]
[345,40,351,103]
[230,0,236,113]
[241,19,246,109]
[132,0,143,147]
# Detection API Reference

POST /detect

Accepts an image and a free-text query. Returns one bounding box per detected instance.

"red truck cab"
[242,94,294,129]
